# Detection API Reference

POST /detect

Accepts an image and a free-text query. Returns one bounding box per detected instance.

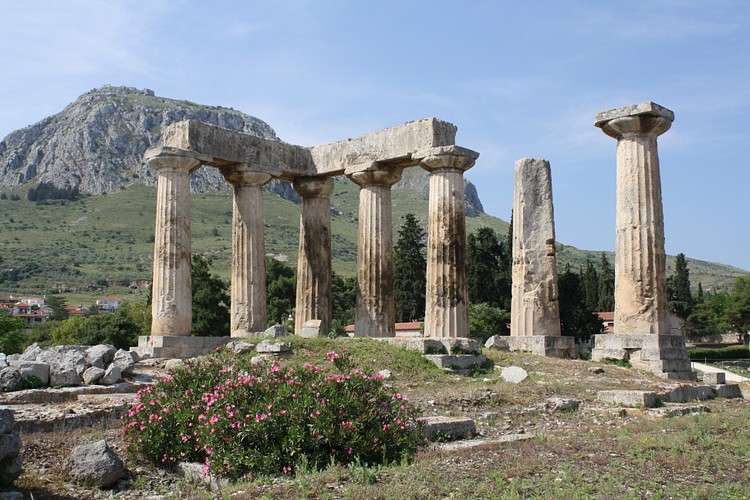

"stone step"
[420,416,476,441]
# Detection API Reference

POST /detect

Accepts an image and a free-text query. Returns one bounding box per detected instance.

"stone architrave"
[221,165,273,336]
[293,176,334,336]
[419,146,478,338]
[147,150,204,336]
[591,102,694,380]
[510,158,561,338]
[348,165,403,337]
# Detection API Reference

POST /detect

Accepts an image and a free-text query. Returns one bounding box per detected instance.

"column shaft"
[293,177,334,335]
[222,167,272,336]
[150,155,200,336]
[421,151,475,338]
[349,168,402,337]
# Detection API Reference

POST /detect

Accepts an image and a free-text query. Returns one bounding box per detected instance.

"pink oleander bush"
[121,348,426,480]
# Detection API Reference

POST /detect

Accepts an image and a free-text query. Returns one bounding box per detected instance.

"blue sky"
[1,0,749,272]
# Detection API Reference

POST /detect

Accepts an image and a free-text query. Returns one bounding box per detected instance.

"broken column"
[348,165,403,337]
[221,165,272,336]
[419,146,478,338]
[293,176,334,336]
[147,149,203,337]
[591,102,694,380]
[508,158,573,358]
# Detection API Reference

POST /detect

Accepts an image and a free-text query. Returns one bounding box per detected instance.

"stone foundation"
[375,337,482,355]
[592,334,696,380]
[132,336,232,359]
[505,335,576,359]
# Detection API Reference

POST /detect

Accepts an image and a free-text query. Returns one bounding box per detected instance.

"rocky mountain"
[0,85,485,214]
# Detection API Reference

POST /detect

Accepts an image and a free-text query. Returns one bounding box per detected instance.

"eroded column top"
[144,146,210,173]
[417,145,479,173]
[347,164,403,188]
[219,164,273,187]
[293,176,334,198]
[595,102,674,139]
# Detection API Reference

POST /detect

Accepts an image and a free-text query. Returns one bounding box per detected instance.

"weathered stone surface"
[68,439,125,488]
[38,346,87,387]
[226,340,256,354]
[255,341,291,354]
[424,354,487,370]
[499,366,529,384]
[443,338,482,355]
[294,176,333,336]
[349,166,402,337]
[221,166,271,336]
[112,349,136,375]
[0,369,22,391]
[85,345,116,369]
[18,343,43,362]
[263,325,290,338]
[147,152,201,337]
[132,335,232,359]
[8,361,49,386]
[0,410,22,484]
[82,367,105,385]
[0,354,7,368]
[176,461,229,491]
[420,148,477,338]
[485,335,510,350]
[703,372,726,385]
[505,336,576,359]
[545,397,581,412]
[420,416,476,441]
[100,365,122,385]
[299,319,323,338]
[164,359,184,371]
[510,158,561,339]
[598,390,658,408]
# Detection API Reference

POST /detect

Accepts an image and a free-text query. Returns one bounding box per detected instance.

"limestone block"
[0,409,22,484]
[442,338,482,355]
[714,384,742,399]
[375,337,447,354]
[68,439,125,488]
[255,341,291,354]
[263,325,290,338]
[82,367,105,385]
[37,346,87,387]
[299,319,323,338]
[85,345,116,369]
[0,368,21,391]
[598,390,658,408]
[424,354,486,370]
[420,416,476,441]
[226,341,256,355]
[499,366,529,384]
[485,335,510,351]
[545,398,581,412]
[112,349,136,375]
[8,361,49,386]
[0,354,7,368]
[703,372,726,385]
[18,343,43,362]
[100,365,122,385]
[164,359,184,371]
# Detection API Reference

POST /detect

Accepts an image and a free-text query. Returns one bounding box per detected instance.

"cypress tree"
[667,253,693,320]
[597,253,615,312]
[393,214,426,322]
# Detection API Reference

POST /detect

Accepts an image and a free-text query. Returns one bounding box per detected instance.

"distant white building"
[95,297,121,313]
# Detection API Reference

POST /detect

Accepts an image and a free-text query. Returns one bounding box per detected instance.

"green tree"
[682,291,730,338]
[581,259,599,312]
[331,272,356,328]
[726,275,750,333]
[393,214,426,322]
[597,253,615,312]
[0,311,26,354]
[46,295,70,321]
[667,253,693,320]
[192,254,230,336]
[558,265,601,342]
[266,258,295,327]
[467,226,511,308]
[468,302,509,342]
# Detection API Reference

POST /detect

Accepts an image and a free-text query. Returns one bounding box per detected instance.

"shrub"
[122,349,425,480]
[468,303,510,342]
[689,345,749,361]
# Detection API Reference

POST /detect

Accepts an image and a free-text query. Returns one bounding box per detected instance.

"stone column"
[510,158,562,338]
[148,152,202,336]
[596,102,673,335]
[221,165,272,337]
[419,147,477,338]
[293,176,334,336]
[348,166,403,337]
[592,102,693,379]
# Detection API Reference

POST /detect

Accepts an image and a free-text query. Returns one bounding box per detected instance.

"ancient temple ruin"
[136,119,478,358]
[590,102,695,380]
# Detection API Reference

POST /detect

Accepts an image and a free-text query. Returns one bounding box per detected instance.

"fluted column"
[420,146,478,338]
[595,102,674,335]
[221,165,272,336]
[348,166,403,337]
[510,158,561,337]
[148,152,202,336]
[293,176,334,335]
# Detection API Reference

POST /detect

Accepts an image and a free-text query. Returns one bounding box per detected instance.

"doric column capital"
[293,176,334,199]
[595,102,674,140]
[347,165,403,188]
[144,147,206,174]
[417,145,479,173]
[220,164,273,187]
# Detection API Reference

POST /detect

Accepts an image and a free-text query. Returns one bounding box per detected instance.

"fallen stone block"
[68,439,125,488]
[702,372,725,385]
[420,416,476,441]
[424,354,487,371]
[499,366,529,384]
[714,384,742,399]
[597,390,658,408]
[299,319,323,338]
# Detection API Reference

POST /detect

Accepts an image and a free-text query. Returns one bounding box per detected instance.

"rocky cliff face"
[0,85,484,214]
